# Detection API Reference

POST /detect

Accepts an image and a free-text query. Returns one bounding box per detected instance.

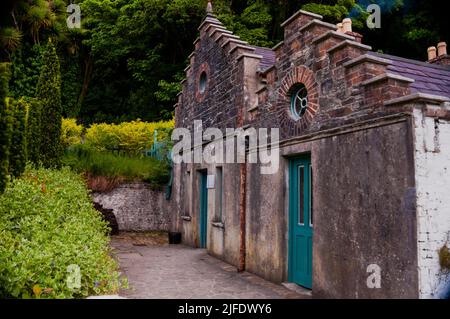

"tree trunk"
[11,10,19,30]
[77,54,93,112]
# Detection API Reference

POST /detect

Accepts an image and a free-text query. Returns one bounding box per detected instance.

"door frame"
[288,154,313,289]
[198,170,208,248]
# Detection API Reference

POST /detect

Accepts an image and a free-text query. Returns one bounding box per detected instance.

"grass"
[62,145,170,190]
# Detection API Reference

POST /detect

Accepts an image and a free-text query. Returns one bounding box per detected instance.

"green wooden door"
[199,172,208,248]
[289,156,313,289]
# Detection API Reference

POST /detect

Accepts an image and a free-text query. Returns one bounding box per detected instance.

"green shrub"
[9,44,45,100]
[0,63,12,193]
[63,145,170,188]
[61,118,83,149]
[0,63,10,99]
[26,98,42,165]
[85,119,174,156]
[8,98,28,178]
[36,41,62,168]
[0,166,121,299]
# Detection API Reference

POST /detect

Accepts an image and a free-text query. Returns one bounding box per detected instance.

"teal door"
[289,156,313,289]
[199,171,208,248]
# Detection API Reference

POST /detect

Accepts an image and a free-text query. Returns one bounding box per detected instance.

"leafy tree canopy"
[0,0,448,124]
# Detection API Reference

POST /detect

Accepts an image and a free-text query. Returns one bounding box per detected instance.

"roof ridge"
[371,52,450,72]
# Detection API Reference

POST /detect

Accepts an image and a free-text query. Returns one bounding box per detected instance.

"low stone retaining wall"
[92,183,171,232]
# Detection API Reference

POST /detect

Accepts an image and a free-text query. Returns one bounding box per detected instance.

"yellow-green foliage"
[61,118,83,149]
[85,119,174,155]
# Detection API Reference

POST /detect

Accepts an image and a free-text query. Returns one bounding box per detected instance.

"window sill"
[181,216,192,221]
[212,222,224,229]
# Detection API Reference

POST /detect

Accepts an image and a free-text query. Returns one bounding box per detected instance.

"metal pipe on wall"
[238,162,247,272]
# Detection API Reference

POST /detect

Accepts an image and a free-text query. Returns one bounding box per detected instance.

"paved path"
[111,234,307,299]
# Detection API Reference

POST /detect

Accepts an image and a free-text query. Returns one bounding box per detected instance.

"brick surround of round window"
[196,62,210,102]
[277,66,319,128]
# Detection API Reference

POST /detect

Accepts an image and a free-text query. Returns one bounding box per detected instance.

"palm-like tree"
[26,2,55,44]
[0,27,23,56]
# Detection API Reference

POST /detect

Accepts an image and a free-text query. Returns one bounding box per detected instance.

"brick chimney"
[428,42,450,66]
[337,18,363,43]
[342,18,352,33]
[428,46,437,60]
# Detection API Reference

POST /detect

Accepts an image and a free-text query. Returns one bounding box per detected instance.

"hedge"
[0,63,12,193]
[26,98,42,165]
[8,98,28,178]
[36,41,62,168]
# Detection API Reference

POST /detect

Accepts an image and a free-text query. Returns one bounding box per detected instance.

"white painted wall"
[413,107,450,299]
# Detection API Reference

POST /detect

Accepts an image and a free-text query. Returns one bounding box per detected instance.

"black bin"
[168,232,182,244]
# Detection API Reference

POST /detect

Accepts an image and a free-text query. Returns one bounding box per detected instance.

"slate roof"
[248,46,450,99]
[253,46,276,72]
[372,52,450,98]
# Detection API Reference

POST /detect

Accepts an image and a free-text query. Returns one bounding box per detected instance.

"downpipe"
[238,161,247,272]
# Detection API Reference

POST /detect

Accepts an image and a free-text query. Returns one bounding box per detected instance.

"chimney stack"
[206,0,213,14]
[342,18,352,33]
[337,18,363,43]
[437,42,447,56]
[428,42,450,66]
[428,46,437,61]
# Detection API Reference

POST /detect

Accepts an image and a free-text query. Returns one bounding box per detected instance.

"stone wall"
[250,11,413,143]
[92,183,171,232]
[175,16,244,133]
[413,108,450,299]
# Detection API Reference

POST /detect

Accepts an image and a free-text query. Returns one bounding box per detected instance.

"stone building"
[169,4,450,298]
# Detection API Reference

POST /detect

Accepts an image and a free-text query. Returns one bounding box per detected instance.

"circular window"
[290,84,308,120]
[199,71,208,94]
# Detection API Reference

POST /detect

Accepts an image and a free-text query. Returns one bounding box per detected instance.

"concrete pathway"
[111,233,307,299]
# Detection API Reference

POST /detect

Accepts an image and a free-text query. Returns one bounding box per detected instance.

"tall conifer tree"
[36,40,62,168]
[0,63,12,193]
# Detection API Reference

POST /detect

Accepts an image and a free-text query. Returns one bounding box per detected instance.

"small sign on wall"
[207,175,215,189]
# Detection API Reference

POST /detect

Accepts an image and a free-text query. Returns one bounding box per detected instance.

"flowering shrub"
[0,166,122,299]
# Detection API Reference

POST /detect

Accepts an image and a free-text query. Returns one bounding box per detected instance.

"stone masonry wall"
[92,183,171,232]
[253,12,412,140]
[176,17,244,133]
